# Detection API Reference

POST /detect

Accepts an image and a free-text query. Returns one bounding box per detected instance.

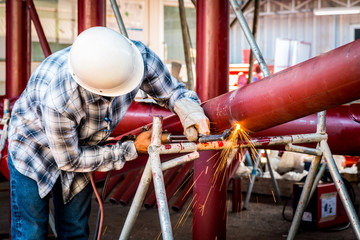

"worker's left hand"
[174,98,210,141]
[134,130,152,154]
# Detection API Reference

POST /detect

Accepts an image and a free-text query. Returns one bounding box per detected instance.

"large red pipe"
[6,0,31,99]
[78,0,106,33]
[193,0,229,239]
[202,39,360,133]
[112,101,172,136]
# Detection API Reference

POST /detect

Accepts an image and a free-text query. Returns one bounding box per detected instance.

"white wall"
[230,10,360,64]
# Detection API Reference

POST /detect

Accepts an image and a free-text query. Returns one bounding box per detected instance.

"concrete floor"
[0,179,358,240]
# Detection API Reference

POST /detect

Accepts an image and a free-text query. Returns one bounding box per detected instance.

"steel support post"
[179,0,194,90]
[119,161,153,240]
[110,0,128,37]
[320,140,360,239]
[229,0,271,77]
[264,150,281,203]
[243,151,260,209]
[287,111,326,239]
[308,162,327,204]
[6,0,31,99]
[119,151,198,239]
[247,0,260,83]
[149,117,173,240]
[286,155,322,240]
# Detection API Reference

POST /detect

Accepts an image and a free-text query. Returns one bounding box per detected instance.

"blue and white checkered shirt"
[8,41,200,203]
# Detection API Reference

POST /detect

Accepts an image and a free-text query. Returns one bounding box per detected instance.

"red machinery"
[293,183,349,229]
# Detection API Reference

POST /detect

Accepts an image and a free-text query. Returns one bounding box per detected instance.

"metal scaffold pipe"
[110,0,129,38]
[230,0,271,78]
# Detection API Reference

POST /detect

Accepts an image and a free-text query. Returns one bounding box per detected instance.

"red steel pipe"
[164,162,193,201]
[78,0,106,34]
[25,0,51,58]
[6,0,31,99]
[196,1,229,101]
[119,169,143,206]
[195,0,229,238]
[102,174,123,200]
[111,101,172,137]
[171,175,193,212]
[202,39,360,133]
[109,170,138,204]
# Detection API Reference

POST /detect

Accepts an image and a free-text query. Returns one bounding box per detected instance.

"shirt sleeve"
[42,106,138,172]
[137,42,201,112]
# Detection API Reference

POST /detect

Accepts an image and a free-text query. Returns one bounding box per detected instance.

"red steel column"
[6,0,31,99]
[78,0,106,34]
[196,0,229,100]
[193,0,229,239]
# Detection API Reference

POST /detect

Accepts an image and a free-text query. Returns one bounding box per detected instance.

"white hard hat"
[69,27,144,96]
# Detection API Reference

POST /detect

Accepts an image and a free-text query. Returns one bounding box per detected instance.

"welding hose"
[89,171,106,240]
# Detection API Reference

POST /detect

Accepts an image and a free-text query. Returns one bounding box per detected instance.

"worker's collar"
[80,87,115,104]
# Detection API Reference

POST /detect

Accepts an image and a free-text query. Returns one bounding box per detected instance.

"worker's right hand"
[134,130,152,154]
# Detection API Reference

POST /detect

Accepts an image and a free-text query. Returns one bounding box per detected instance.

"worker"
[7,26,210,239]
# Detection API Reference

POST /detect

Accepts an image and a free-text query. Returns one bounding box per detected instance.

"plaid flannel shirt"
[8,41,200,203]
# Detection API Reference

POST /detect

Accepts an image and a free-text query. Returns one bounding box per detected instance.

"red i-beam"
[193,0,229,239]
[6,0,31,99]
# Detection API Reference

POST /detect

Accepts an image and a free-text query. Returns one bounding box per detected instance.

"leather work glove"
[98,141,138,172]
[134,129,152,154]
[174,98,210,141]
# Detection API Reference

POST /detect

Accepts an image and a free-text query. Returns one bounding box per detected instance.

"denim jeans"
[8,154,92,240]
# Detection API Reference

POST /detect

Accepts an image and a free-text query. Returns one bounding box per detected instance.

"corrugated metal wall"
[230,10,360,64]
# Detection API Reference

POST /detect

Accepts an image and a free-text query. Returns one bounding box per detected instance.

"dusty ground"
[0,179,358,240]
[87,189,357,240]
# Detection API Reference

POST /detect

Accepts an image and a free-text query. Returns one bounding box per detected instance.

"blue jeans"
[8,154,92,240]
